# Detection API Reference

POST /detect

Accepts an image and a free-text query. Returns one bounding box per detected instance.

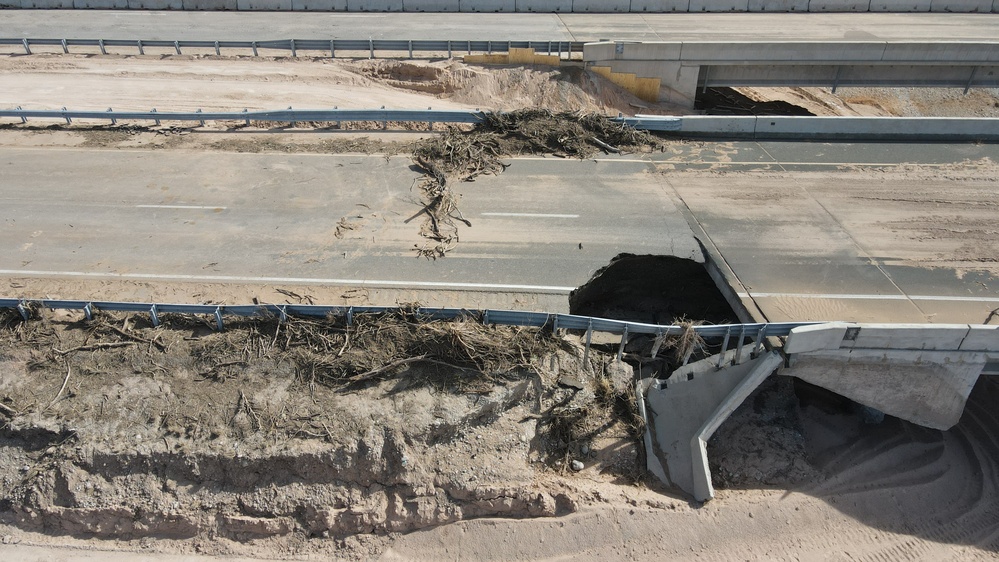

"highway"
[1,11,998,42]
[2,140,998,325]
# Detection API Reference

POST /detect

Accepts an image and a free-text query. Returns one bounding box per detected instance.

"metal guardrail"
[0,106,680,131]
[1,298,817,363]
[0,38,584,59]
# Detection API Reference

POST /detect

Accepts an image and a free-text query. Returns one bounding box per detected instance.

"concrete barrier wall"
[403,0,458,10]
[572,0,631,11]
[809,0,871,10]
[665,116,999,140]
[930,0,992,11]
[688,0,750,10]
[459,0,514,10]
[749,0,809,9]
[14,0,999,10]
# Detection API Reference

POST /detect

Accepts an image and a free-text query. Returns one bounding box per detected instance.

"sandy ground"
[2,54,999,561]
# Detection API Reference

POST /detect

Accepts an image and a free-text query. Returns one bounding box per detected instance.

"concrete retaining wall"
[12,0,999,10]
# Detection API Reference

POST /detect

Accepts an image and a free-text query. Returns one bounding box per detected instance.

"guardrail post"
[61,107,71,125]
[290,39,297,57]
[583,319,593,365]
[251,41,258,57]
[617,325,628,362]
[137,39,144,55]
[61,39,68,54]
[98,39,106,55]
[832,65,842,93]
[335,106,340,129]
[483,310,490,325]
[151,108,160,126]
[21,39,30,55]
[717,327,731,369]
[242,108,249,126]
[288,106,295,127]
[16,106,26,124]
[547,40,551,55]
[553,314,560,332]
[427,106,433,131]
[380,106,386,130]
[214,41,220,56]
[346,306,354,327]
[557,41,561,59]
[368,38,373,59]
[467,40,471,55]
[174,41,181,55]
[447,40,451,59]
[329,39,335,58]
[83,302,93,321]
[214,307,224,331]
[107,108,116,125]
[753,324,768,358]
[149,304,160,327]
[278,305,288,323]
[701,65,709,94]
[734,325,746,363]
[408,40,413,59]
[16,300,29,321]
[196,109,204,127]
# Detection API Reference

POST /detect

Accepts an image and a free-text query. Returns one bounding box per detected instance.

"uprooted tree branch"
[409,109,666,258]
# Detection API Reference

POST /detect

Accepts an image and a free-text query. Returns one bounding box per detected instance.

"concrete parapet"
[689,0,749,9]
[678,115,758,137]
[839,323,971,350]
[752,116,999,141]
[572,0,630,10]
[404,0,458,10]
[459,0,515,10]
[620,41,682,60]
[930,0,992,10]
[680,41,887,62]
[749,0,808,9]
[870,0,930,9]
[961,325,999,351]
[882,42,999,62]
[127,0,182,8]
[787,349,983,430]
[646,350,781,501]
[583,42,616,61]
[808,0,871,10]
[630,0,691,10]
[783,322,849,354]
[515,0,572,11]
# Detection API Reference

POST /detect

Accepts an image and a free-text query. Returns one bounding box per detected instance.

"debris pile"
[410,110,665,257]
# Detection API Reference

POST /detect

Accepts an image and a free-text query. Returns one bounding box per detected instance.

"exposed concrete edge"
[636,377,669,484]
[784,322,850,353]
[690,350,782,502]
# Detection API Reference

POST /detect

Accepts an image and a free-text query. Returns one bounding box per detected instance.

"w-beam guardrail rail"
[0,107,681,131]
[0,38,584,59]
[1,298,815,364]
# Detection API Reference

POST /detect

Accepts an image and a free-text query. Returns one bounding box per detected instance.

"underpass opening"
[695,87,816,116]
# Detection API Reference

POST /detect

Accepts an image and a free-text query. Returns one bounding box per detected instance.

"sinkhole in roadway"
[568,253,738,326]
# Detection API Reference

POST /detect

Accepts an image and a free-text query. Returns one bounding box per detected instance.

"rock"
[570,460,584,472]
[558,375,585,390]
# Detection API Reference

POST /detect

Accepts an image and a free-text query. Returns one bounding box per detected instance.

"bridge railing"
[0,298,817,363]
